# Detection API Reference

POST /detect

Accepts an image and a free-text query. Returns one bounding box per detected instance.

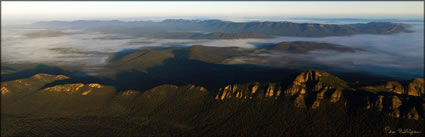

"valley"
[1,17,424,137]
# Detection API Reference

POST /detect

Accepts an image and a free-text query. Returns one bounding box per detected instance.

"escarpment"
[1,71,423,121]
[214,70,425,120]
[361,78,424,96]
[215,82,283,100]
[215,70,351,109]
[408,78,425,96]
[284,70,350,108]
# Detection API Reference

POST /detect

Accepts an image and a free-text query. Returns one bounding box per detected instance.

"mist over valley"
[2,18,423,79]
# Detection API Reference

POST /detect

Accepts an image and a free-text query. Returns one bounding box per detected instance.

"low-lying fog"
[1,20,423,79]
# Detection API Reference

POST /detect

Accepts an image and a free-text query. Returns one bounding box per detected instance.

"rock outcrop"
[361,78,424,96]
[215,70,424,120]
[284,70,350,108]
[408,78,424,96]
[215,82,283,100]
[215,70,351,109]
[1,72,423,121]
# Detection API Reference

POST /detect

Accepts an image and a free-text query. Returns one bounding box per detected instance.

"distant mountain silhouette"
[34,19,412,38]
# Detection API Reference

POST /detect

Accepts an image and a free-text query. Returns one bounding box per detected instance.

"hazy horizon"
[1,1,424,79]
[2,1,424,25]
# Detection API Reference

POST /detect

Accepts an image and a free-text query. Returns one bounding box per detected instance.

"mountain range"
[33,19,412,38]
[1,13,423,136]
[2,70,424,136]
[1,41,424,136]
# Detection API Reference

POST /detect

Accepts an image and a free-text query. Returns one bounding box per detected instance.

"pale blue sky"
[2,1,423,23]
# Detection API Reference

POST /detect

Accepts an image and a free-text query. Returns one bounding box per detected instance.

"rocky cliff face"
[1,71,423,120]
[215,82,282,100]
[284,70,350,109]
[215,70,350,108]
[359,78,425,120]
[215,70,425,120]
[361,78,424,96]
[408,78,425,96]
[2,71,423,137]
